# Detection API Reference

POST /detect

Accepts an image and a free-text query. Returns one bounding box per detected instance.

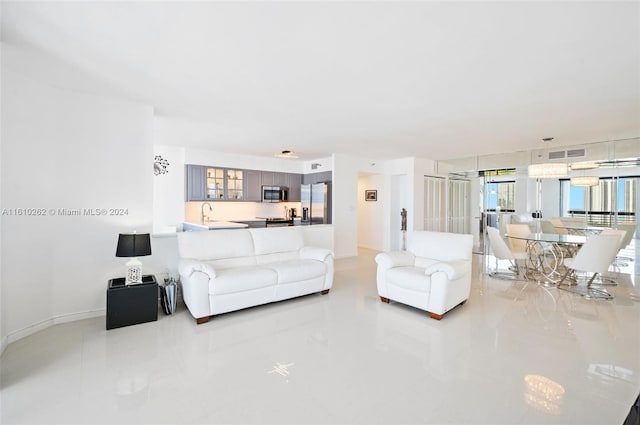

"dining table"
[506,232,587,285]
[553,225,608,236]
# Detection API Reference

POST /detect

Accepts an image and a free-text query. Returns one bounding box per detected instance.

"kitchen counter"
[183,221,249,231]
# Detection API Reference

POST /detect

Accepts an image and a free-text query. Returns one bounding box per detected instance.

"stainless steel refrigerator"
[301,183,332,225]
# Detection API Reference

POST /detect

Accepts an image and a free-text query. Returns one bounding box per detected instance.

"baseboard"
[6,309,105,346]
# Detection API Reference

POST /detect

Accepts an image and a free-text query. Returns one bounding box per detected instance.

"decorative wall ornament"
[154,155,170,175]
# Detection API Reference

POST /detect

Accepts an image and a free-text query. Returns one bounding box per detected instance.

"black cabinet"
[106,275,158,330]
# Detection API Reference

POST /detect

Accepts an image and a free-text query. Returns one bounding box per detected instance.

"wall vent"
[547,148,586,160]
[548,151,566,160]
[567,148,586,158]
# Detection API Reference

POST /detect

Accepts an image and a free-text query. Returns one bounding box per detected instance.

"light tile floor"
[1,245,639,424]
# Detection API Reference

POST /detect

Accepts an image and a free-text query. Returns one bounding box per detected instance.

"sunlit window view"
[486,181,516,212]
[561,177,637,225]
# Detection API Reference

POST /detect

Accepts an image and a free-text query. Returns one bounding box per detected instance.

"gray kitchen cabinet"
[261,171,274,186]
[244,170,262,201]
[262,171,288,187]
[287,173,302,201]
[205,167,226,200]
[187,165,305,203]
[186,165,206,201]
[302,171,332,184]
[225,169,244,200]
[273,172,288,186]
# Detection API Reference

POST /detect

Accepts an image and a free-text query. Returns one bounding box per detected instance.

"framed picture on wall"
[365,190,377,201]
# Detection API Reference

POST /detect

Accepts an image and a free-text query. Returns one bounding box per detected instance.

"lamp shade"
[570,176,599,187]
[570,161,600,170]
[528,163,568,179]
[116,233,152,257]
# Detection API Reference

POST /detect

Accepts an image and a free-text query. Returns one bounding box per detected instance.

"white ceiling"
[2,1,639,161]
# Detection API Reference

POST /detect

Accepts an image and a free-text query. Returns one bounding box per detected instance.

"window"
[486,181,515,212]
[560,176,637,225]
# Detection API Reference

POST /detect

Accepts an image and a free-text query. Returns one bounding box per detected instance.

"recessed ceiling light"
[275,150,298,159]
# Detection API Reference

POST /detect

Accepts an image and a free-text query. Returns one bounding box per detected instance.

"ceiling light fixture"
[528,163,568,178]
[570,161,600,170]
[570,176,600,187]
[541,137,555,142]
[275,150,299,159]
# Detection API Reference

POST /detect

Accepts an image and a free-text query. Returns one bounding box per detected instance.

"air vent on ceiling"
[548,151,566,160]
[567,148,586,158]
[547,148,586,160]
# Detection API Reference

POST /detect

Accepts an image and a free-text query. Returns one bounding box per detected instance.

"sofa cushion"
[386,266,431,293]
[267,259,328,284]
[249,227,304,255]
[209,266,277,295]
[178,229,255,261]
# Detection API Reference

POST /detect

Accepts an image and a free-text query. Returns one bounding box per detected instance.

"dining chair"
[506,223,531,256]
[487,226,528,280]
[597,229,626,284]
[540,220,558,234]
[557,233,621,300]
[613,222,636,265]
[549,218,568,235]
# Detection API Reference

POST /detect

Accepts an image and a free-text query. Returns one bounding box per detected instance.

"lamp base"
[125,258,143,285]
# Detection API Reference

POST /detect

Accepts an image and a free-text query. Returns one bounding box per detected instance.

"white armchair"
[375,231,473,320]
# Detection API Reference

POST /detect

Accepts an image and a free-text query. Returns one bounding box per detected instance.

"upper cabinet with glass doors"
[185,165,246,201]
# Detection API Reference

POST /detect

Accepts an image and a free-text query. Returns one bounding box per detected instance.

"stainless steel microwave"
[262,186,288,203]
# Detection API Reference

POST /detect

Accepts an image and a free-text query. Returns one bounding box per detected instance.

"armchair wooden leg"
[380,296,390,303]
[429,312,443,320]
[196,316,210,325]
[321,289,330,295]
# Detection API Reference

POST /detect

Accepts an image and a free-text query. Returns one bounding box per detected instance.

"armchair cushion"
[375,251,415,268]
[424,260,469,280]
[386,266,431,292]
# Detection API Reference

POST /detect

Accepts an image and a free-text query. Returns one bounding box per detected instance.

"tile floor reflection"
[1,247,639,424]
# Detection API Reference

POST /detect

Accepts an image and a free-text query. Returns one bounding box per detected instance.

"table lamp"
[116,233,152,285]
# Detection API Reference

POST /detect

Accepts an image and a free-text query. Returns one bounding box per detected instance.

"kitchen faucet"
[201,202,213,223]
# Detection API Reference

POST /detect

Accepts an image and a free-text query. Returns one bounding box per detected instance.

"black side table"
[106,275,158,330]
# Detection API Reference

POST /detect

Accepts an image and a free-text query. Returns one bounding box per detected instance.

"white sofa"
[375,231,473,320]
[177,226,334,324]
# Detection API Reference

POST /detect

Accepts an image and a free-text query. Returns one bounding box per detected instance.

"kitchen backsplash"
[185,201,302,223]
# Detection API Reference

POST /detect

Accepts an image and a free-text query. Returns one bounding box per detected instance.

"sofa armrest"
[300,246,333,262]
[424,260,469,280]
[375,251,415,268]
[178,259,217,280]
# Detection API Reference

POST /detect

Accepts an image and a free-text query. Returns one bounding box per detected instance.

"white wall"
[1,55,154,343]
[0,94,4,355]
[184,148,305,173]
[153,145,186,233]
[357,173,385,250]
[332,154,358,258]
